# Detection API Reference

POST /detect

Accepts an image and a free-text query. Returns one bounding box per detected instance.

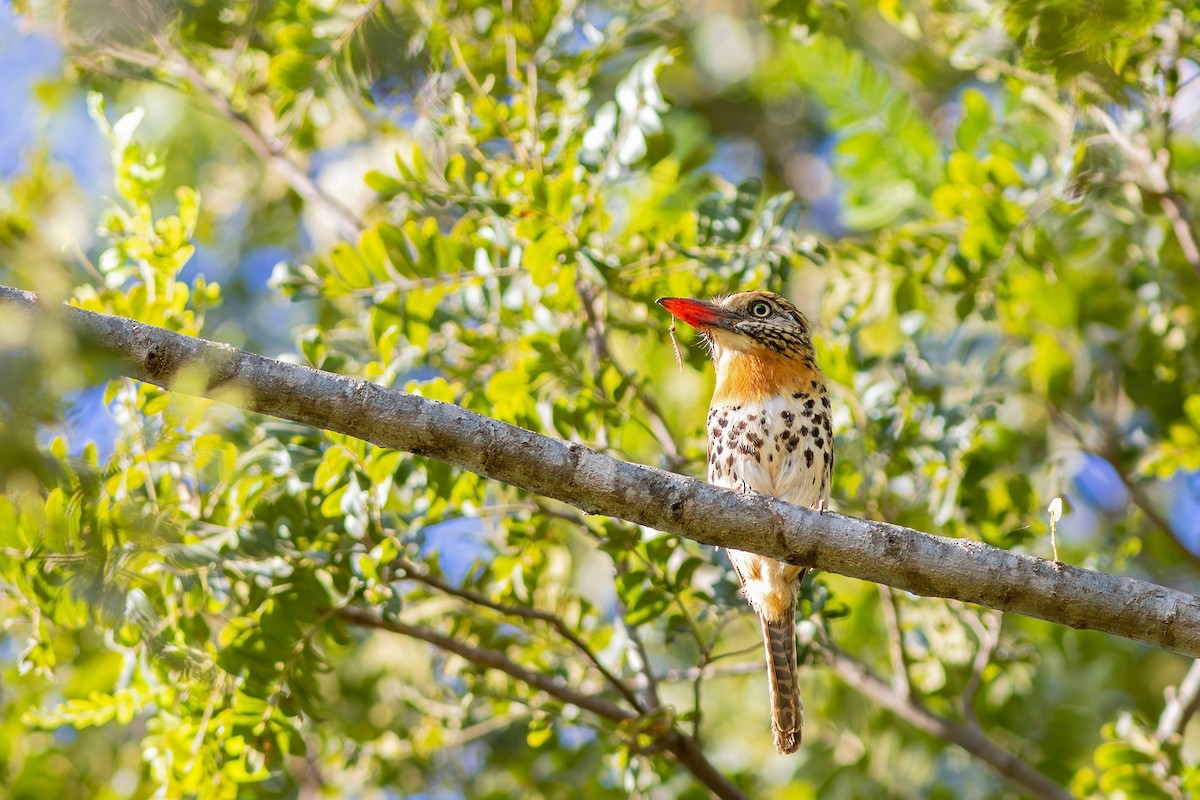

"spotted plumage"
[658,289,833,755]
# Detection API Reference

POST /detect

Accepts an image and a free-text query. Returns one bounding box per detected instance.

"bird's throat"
[711,350,824,405]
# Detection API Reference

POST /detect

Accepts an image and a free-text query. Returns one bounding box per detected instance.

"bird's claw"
[811,498,830,515]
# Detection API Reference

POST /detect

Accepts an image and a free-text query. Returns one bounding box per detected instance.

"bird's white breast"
[706,388,832,509]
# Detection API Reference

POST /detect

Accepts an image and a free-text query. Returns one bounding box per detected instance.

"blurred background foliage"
[2,0,1200,797]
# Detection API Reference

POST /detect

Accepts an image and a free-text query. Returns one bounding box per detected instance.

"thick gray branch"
[3,284,1200,658]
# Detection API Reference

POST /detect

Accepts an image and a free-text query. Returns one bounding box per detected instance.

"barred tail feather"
[761,607,802,754]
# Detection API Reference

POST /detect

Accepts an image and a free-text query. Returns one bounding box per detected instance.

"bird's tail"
[761,606,803,754]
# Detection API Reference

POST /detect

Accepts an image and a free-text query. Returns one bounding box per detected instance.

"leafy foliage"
[2,0,1200,798]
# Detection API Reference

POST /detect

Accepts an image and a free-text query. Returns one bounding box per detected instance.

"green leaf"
[330,243,372,290]
[269,52,317,93]
[1094,742,1155,768]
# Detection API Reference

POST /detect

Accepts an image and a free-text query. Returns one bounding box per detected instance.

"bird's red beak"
[656,297,734,330]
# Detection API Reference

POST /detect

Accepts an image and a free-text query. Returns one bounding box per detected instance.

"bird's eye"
[750,301,772,318]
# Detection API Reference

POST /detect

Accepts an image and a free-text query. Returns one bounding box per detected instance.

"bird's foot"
[811,498,830,515]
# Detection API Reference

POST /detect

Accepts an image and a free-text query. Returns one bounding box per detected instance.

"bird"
[657,290,833,754]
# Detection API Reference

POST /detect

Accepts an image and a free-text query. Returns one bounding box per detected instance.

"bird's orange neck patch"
[712,350,823,405]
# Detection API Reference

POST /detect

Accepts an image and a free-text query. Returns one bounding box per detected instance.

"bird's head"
[656,290,816,365]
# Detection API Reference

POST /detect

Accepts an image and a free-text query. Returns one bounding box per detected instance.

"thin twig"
[276,0,384,154]
[820,644,1073,800]
[1155,659,1200,743]
[1096,433,1200,569]
[660,644,1072,800]
[1159,192,1200,272]
[345,266,528,298]
[878,585,912,698]
[390,555,645,711]
[621,598,664,712]
[688,615,737,742]
[338,607,748,800]
[339,606,630,719]
[155,33,364,242]
[1086,103,1200,277]
[447,34,529,167]
[1047,406,1200,568]
[534,501,708,670]
[957,605,1003,729]
[576,279,687,470]
[79,36,363,242]
[658,660,761,683]
[390,711,529,760]
[1157,12,1200,276]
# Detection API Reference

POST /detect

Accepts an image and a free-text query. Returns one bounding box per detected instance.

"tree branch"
[338,606,632,721]
[1086,104,1200,277]
[615,578,665,712]
[337,607,747,800]
[1156,658,1200,743]
[660,649,1071,800]
[658,660,761,683]
[576,278,687,470]
[389,555,647,711]
[878,585,913,698]
[1156,13,1200,276]
[958,605,1003,730]
[821,644,1072,800]
[78,36,364,243]
[4,285,1200,659]
[1159,192,1200,272]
